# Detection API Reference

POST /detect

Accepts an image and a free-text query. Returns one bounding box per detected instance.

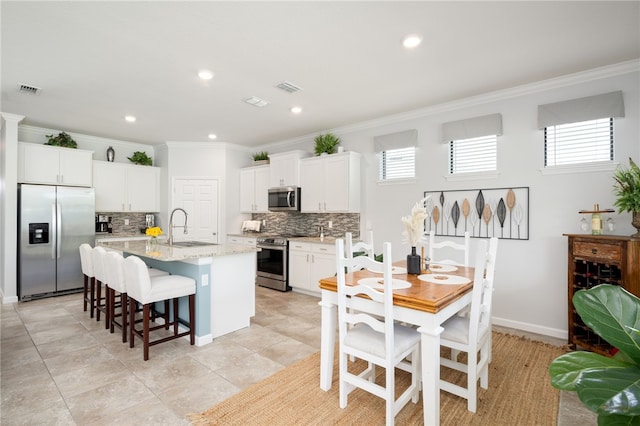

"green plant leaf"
[549,351,640,416]
[574,284,640,365]
[576,367,640,416]
[597,412,640,425]
[549,351,630,390]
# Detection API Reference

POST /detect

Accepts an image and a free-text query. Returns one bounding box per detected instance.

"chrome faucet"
[318,225,325,239]
[169,208,188,246]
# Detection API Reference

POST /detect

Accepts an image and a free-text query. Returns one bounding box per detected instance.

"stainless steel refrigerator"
[18,184,95,301]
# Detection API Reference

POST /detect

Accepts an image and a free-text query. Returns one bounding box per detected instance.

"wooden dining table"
[318,262,475,426]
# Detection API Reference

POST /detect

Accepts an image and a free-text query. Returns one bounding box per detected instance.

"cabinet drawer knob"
[592,248,598,254]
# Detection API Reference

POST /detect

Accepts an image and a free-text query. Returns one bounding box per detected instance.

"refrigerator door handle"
[51,203,57,259]
[56,202,62,259]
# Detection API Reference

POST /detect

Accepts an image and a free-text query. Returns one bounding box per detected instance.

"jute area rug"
[189,332,567,425]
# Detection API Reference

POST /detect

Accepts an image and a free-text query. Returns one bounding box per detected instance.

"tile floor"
[1,286,594,425]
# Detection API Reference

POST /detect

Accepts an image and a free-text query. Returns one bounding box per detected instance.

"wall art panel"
[423,187,529,240]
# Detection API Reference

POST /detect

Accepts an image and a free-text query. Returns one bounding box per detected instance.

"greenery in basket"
[549,284,640,425]
[127,151,153,166]
[252,151,269,161]
[313,133,341,156]
[613,157,640,213]
[45,132,77,148]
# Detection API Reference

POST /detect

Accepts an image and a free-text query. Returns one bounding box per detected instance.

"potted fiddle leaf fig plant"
[549,284,640,425]
[313,133,341,156]
[612,157,640,237]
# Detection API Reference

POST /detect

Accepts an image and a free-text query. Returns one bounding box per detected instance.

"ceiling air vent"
[244,96,270,108]
[17,83,42,95]
[275,81,303,93]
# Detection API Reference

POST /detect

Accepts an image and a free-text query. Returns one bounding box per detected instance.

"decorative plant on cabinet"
[612,157,640,237]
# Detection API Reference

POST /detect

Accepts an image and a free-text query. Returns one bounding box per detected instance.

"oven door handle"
[257,244,286,251]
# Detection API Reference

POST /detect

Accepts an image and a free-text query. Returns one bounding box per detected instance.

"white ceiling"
[2,1,639,148]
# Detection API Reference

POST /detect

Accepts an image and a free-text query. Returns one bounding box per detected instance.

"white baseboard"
[493,316,567,340]
[1,288,18,304]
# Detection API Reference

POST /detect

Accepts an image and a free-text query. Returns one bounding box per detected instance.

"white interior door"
[173,178,220,243]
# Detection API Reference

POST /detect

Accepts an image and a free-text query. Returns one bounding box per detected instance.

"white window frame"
[378,146,416,183]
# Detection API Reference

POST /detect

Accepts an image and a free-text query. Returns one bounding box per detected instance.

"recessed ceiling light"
[402,34,423,49]
[290,106,302,114]
[124,115,136,123]
[208,134,217,140]
[198,70,214,80]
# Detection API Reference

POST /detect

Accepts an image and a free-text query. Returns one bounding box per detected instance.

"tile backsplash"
[101,211,359,237]
[97,212,151,235]
[251,212,359,237]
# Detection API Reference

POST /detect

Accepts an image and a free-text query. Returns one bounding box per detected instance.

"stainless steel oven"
[256,236,290,291]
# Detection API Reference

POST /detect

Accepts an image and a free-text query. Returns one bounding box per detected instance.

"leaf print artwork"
[475,190,485,237]
[422,186,528,240]
[451,201,460,236]
[497,198,507,238]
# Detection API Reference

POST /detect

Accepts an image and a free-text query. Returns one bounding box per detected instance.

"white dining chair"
[439,237,499,413]
[345,231,375,275]
[345,231,375,267]
[428,230,470,266]
[335,238,420,426]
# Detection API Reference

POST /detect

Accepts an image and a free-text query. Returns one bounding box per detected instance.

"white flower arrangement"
[401,196,430,247]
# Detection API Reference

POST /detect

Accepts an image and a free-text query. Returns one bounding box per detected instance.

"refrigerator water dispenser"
[28,223,49,244]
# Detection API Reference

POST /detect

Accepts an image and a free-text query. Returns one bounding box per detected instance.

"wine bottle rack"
[564,234,640,357]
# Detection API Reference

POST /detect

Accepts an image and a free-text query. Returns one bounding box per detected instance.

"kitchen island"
[97,240,258,346]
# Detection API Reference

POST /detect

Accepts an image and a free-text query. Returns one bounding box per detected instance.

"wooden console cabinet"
[564,234,640,356]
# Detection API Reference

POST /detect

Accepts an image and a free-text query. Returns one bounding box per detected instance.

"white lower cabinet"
[288,241,336,294]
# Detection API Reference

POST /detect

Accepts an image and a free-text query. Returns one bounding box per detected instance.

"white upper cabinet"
[300,151,361,213]
[268,150,310,188]
[19,142,93,187]
[93,161,160,212]
[240,165,270,213]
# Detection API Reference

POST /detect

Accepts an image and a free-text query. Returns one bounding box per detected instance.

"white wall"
[154,142,252,238]
[260,61,640,338]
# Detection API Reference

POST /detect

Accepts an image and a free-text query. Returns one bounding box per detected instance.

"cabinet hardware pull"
[592,248,598,254]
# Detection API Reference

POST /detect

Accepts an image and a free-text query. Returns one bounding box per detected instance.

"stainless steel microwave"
[268,186,301,212]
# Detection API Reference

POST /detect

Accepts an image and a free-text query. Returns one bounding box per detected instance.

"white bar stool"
[123,255,196,361]
[79,243,95,318]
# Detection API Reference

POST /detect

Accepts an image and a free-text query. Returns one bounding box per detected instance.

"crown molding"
[265,59,640,146]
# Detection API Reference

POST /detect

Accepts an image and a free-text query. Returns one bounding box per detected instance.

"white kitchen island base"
[210,251,256,338]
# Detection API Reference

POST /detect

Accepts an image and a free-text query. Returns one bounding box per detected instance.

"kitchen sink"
[160,241,218,248]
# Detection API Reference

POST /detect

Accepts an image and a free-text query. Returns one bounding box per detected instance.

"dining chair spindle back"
[438,237,499,413]
[335,238,420,426]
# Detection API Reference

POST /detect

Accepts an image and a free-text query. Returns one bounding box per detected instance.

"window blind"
[379,147,415,180]
[544,118,613,166]
[449,135,497,174]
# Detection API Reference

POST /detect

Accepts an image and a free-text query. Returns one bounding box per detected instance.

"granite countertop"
[97,240,257,261]
[95,233,162,241]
